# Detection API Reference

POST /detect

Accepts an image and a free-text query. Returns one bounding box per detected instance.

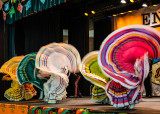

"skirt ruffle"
[106,80,142,108]
[92,85,107,103]
[4,81,23,101]
[4,81,37,101]
[23,83,37,100]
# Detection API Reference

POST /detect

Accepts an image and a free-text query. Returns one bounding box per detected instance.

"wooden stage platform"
[0,97,160,113]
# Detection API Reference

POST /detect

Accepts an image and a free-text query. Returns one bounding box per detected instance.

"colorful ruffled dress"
[36,42,81,103]
[17,52,46,99]
[98,25,160,108]
[80,51,110,103]
[0,56,37,101]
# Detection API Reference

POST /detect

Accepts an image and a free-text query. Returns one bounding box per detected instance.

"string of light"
[84,0,160,18]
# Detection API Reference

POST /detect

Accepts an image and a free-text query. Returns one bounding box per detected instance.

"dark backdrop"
[94,18,112,50]
[68,16,90,96]
[14,8,91,96]
[0,12,10,100]
[15,10,63,56]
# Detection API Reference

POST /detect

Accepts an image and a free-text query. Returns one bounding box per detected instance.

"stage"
[0,97,160,113]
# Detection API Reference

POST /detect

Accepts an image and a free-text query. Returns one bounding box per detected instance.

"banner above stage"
[114,5,160,32]
[0,0,67,24]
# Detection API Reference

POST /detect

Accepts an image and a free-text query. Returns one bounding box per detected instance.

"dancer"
[80,51,110,104]
[36,42,81,103]
[98,25,160,109]
[151,58,160,96]
[37,68,69,103]
[0,56,37,101]
[17,53,45,99]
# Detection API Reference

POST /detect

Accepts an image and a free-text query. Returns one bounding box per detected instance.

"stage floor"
[1,97,160,113]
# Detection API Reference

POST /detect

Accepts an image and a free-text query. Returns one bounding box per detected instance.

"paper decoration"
[3,11,6,21]
[0,0,67,23]
[25,0,31,11]
[0,0,3,10]
[17,2,23,13]
[40,0,45,4]
[58,0,65,4]
[9,6,16,18]
[53,0,58,5]
[4,2,10,12]
[11,0,17,3]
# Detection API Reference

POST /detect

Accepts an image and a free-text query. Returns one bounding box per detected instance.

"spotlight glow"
[91,11,95,14]
[113,14,117,16]
[120,13,124,14]
[128,11,132,12]
[130,0,134,3]
[84,13,88,16]
[142,3,148,7]
[121,0,126,4]
[153,4,157,6]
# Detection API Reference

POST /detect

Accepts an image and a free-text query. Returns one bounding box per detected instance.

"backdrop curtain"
[94,18,112,50]
[15,10,63,55]
[0,12,10,100]
[8,23,15,59]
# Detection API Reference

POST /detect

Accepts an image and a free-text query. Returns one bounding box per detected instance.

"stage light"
[120,13,124,14]
[108,16,111,18]
[84,13,88,16]
[142,3,148,7]
[91,11,95,14]
[121,0,126,4]
[153,4,157,6]
[113,14,117,16]
[128,11,132,12]
[130,0,134,3]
